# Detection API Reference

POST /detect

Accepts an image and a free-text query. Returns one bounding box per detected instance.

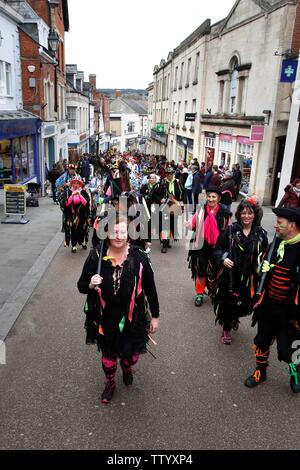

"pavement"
[0,195,63,340]
[0,196,276,342]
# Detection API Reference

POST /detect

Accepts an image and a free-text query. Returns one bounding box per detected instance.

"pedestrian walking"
[47,163,61,203]
[64,176,90,253]
[186,187,231,307]
[210,198,268,344]
[245,207,300,393]
[77,214,160,404]
[277,178,300,209]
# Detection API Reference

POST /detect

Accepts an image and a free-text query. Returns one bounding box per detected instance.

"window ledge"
[185,83,189,88]
[178,85,182,90]
[192,80,198,86]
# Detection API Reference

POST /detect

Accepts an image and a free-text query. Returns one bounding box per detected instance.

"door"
[271,136,286,205]
[48,138,55,169]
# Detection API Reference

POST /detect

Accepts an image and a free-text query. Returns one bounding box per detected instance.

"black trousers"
[254,300,300,364]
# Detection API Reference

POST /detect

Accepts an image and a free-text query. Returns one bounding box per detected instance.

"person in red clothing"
[186,187,231,307]
[64,177,90,253]
[278,178,300,209]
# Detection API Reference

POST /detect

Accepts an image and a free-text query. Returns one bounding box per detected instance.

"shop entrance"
[48,138,55,169]
[271,136,286,205]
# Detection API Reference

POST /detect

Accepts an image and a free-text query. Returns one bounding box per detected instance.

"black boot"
[288,363,300,393]
[161,240,167,254]
[244,368,267,388]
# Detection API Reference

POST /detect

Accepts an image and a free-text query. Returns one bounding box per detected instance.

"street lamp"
[48,29,60,57]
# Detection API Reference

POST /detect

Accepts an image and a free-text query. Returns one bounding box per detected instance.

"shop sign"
[250,125,265,142]
[185,113,196,122]
[219,127,233,135]
[237,136,254,145]
[219,133,232,142]
[1,184,29,224]
[43,125,56,137]
[204,132,216,138]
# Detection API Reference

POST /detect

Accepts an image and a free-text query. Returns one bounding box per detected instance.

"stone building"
[149,0,299,204]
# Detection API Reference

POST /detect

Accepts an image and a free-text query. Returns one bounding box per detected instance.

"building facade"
[66,65,90,157]
[0,0,41,191]
[110,94,147,152]
[149,0,299,204]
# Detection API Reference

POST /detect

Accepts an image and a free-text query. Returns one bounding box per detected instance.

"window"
[184,101,188,122]
[192,99,197,113]
[229,58,239,114]
[177,101,181,125]
[186,58,191,87]
[194,52,200,84]
[179,62,184,89]
[128,122,135,133]
[67,107,77,129]
[174,67,178,91]
[218,81,225,113]
[205,137,216,148]
[0,61,12,96]
[27,136,35,177]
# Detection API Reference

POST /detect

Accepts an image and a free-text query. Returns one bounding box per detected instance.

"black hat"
[165,167,175,174]
[206,186,222,197]
[272,207,300,226]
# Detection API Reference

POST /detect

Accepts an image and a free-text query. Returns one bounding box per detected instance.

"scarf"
[293,186,300,197]
[277,233,300,263]
[204,205,220,246]
[168,176,175,195]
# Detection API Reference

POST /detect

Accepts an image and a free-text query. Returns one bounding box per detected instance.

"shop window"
[28,136,35,177]
[0,140,12,187]
[13,138,21,183]
[20,137,28,180]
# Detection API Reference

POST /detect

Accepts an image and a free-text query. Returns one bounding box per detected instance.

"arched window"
[229,57,239,114]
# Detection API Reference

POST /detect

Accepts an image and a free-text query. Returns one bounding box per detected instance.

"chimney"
[89,74,97,89]
[115,90,122,98]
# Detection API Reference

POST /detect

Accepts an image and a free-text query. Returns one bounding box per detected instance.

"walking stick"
[256,234,277,296]
[228,224,234,293]
[96,239,105,285]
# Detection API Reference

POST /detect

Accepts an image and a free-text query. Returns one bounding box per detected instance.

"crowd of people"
[45,150,300,403]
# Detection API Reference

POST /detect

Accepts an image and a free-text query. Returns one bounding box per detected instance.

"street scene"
[0,0,300,460]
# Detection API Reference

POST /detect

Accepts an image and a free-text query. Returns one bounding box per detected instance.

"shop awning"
[0,110,41,139]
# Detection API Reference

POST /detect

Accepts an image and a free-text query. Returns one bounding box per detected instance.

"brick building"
[8,0,69,178]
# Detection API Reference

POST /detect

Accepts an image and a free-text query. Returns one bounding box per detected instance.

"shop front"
[219,133,233,168]
[204,132,216,167]
[176,135,194,163]
[0,111,41,189]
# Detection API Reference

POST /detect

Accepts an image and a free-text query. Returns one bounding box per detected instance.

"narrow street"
[0,231,299,450]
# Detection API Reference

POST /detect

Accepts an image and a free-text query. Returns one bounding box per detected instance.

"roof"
[122,98,148,115]
[0,109,40,121]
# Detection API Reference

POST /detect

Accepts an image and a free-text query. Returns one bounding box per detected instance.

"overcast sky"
[65,0,235,89]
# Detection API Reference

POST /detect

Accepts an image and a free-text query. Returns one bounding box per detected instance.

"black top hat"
[206,186,222,197]
[272,207,300,227]
[165,167,175,174]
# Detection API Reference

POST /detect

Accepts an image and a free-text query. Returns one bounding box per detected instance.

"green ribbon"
[277,233,300,263]
[168,176,175,195]
[288,363,299,385]
[119,315,126,333]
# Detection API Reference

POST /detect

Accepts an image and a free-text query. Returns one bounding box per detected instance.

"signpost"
[185,113,196,122]
[1,184,29,224]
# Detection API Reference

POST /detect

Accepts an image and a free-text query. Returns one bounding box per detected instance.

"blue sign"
[280,59,298,83]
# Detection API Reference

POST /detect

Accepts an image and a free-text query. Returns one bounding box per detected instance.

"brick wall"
[292,0,300,53]
[26,0,50,25]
